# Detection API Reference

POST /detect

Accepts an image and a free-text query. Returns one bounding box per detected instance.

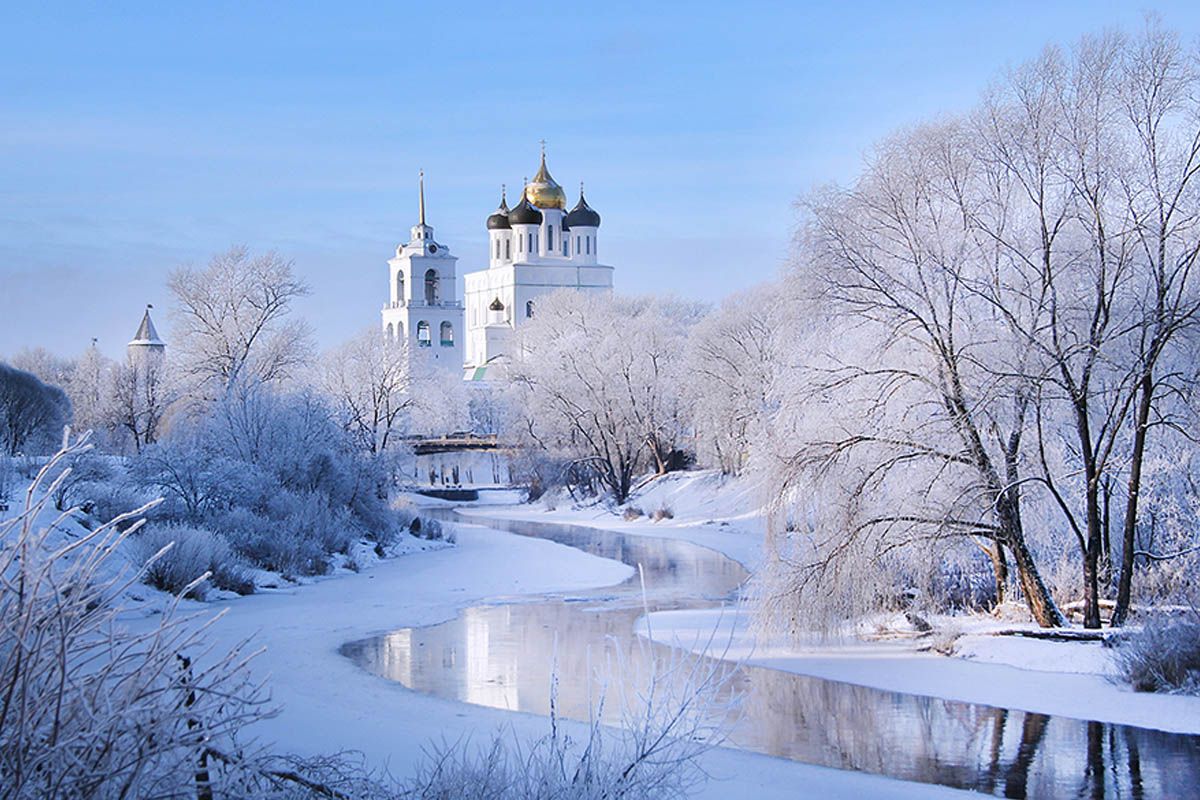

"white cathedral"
[380,148,614,380]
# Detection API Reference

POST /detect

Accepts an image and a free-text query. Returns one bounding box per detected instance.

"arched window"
[505,239,510,259]
[424,269,439,305]
[575,235,581,254]
[396,321,404,340]
[440,321,454,346]
[396,272,405,305]
[547,227,554,250]
[417,321,431,347]
[525,300,534,319]
[386,322,394,340]
[494,239,500,259]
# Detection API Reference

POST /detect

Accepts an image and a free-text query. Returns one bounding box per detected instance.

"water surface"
[342,512,1200,797]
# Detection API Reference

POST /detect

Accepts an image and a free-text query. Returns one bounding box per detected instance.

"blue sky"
[4,1,1200,358]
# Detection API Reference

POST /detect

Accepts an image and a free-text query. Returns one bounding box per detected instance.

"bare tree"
[767,117,1065,627]
[169,246,311,401]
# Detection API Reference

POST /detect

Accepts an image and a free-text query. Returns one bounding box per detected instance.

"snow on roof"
[128,307,164,346]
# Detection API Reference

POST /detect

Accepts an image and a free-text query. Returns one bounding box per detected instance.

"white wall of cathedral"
[462,262,614,367]
[486,223,599,269]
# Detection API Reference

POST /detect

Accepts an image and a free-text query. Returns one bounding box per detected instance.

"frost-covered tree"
[509,291,699,503]
[9,347,74,389]
[758,24,1200,631]
[67,341,115,443]
[169,246,312,401]
[108,353,173,453]
[762,119,1064,628]
[1107,25,1200,624]
[685,284,782,475]
[321,329,419,456]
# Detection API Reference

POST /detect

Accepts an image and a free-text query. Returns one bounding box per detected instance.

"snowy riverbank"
[463,470,1200,737]
[112,499,974,799]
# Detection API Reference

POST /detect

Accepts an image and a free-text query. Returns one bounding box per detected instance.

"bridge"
[407,434,514,456]
[403,434,519,500]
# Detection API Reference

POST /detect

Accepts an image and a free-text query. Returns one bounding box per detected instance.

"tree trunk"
[1008,535,1066,627]
[987,542,1008,608]
[1082,542,1103,629]
[1112,372,1154,627]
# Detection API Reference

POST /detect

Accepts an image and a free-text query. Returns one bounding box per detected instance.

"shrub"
[1114,616,1200,694]
[623,506,645,521]
[351,489,403,547]
[0,437,282,799]
[220,508,327,578]
[130,524,254,599]
[46,451,116,511]
[652,504,674,522]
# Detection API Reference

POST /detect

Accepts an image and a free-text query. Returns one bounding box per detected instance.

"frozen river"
[342,512,1200,797]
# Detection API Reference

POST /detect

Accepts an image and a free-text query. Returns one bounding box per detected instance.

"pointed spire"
[418,169,426,226]
[129,304,164,346]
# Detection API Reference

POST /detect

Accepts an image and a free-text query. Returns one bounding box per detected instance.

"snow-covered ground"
[113,507,972,799]
[464,470,1200,736]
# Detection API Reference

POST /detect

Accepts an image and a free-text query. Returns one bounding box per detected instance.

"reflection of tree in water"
[344,515,1200,798]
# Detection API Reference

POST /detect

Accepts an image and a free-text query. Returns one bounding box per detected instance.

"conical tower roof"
[128,306,164,347]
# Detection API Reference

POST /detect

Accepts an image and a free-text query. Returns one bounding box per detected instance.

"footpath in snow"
[465,470,1200,737]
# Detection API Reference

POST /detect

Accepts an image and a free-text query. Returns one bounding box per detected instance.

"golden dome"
[525,150,566,210]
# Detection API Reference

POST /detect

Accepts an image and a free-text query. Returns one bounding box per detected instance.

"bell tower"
[381,172,463,368]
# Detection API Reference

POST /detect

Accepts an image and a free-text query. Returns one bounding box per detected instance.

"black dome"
[564,192,601,228]
[507,190,543,225]
[486,189,511,230]
[487,209,510,230]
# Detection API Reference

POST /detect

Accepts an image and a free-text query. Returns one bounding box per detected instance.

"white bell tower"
[381,171,463,369]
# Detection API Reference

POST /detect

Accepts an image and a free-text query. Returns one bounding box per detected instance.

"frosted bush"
[623,506,644,521]
[1114,616,1200,695]
[130,524,254,599]
[84,479,153,527]
[0,436,276,798]
[45,450,116,511]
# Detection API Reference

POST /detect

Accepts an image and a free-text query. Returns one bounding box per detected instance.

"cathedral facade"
[462,149,613,380]
[380,151,612,380]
